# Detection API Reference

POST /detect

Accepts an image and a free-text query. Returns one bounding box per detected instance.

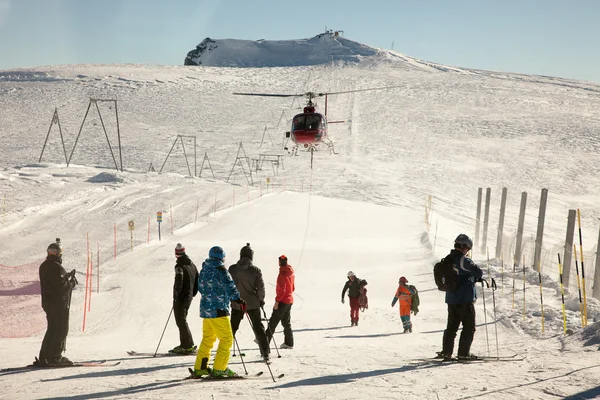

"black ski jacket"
[173,255,199,301]
[342,277,367,299]
[228,257,265,310]
[39,255,75,312]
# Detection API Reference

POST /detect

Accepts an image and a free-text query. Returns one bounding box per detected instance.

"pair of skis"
[126,350,196,357]
[127,351,284,382]
[1,360,120,373]
[184,369,285,381]
[412,353,526,364]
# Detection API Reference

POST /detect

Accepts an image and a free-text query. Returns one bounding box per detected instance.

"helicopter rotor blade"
[233,92,304,98]
[233,84,403,99]
[314,85,404,97]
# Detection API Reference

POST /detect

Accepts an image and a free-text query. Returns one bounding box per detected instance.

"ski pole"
[233,337,248,375]
[491,278,499,359]
[154,307,174,357]
[244,312,276,382]
[484,248,491,357]
[481,279,490,357]
[261,306,282,359]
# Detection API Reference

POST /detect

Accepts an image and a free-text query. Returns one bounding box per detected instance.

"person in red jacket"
[266,255,295,349]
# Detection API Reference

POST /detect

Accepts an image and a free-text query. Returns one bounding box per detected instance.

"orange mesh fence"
[0,260,46,338]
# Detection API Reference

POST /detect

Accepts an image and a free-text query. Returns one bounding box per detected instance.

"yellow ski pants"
[194,316,233,371]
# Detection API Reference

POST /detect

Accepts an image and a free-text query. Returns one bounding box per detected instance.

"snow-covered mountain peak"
[184,31,384,67]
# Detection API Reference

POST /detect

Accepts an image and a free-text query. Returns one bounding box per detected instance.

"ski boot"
[192,357,211,378]
[48,356,73,366]
[457,354,480,361]
[211,368,240,378]
[435,351,453,360]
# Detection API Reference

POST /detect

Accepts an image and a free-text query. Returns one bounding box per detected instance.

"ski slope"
[1,50,600,399]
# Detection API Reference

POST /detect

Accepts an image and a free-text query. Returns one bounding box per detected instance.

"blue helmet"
[454,234,473,249]
[209,246,226,260]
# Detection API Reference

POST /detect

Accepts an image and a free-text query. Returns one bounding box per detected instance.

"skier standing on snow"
[391,276,416,333]
[266,255,295,349]
[170,243,199,355]
[36,239,78,367]
[228,243,270,362]
[341,271,367,326]
[192,246,246,378]
[438,234,483,360]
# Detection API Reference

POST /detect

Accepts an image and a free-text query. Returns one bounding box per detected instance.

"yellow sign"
[128,220,135,230]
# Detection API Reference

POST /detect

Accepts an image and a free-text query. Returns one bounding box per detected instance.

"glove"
[341,298,345,304]
[260,300,265,307]
[234,298,247,312]
[68,269,78,286]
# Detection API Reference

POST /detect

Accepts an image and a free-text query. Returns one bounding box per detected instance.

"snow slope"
[1,42,600,399]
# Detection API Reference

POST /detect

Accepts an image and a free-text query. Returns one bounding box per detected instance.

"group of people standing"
[170,242,295,378]
[35,233,484,371]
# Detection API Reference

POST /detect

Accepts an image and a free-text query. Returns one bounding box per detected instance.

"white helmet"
[347,271,355,277]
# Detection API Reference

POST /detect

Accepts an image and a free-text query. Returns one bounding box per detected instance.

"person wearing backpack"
[341,271,367,326]
[437,234,483,361]
[391,277,417,333]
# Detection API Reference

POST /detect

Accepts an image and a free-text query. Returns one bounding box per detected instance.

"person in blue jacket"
[439,234,483,360]
[192,246,246,378]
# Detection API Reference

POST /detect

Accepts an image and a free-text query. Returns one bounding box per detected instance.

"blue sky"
[1,0,599,83]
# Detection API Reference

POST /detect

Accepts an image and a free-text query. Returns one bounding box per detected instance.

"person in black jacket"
[36,240,78,366]
[170,243,199,354]
[341,271,367,326]
[228,243,270,363]
[438,234,484,361]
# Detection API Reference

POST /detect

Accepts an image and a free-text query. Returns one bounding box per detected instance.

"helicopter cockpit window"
[306,115,321,130]
[293,116,306,130]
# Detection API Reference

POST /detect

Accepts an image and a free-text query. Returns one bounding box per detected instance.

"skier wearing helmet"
[391,277,417,333]
[341,271,367,326]
[192,246,246,379]
[35,239,78,367]
[437,234,483,361]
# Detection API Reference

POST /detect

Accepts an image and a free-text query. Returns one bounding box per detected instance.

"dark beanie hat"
[278,255,287,266]
[240,243,253,260]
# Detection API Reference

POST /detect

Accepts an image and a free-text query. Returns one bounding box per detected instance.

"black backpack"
[434,255,459,292]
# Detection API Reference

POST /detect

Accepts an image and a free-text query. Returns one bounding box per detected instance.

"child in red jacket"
[266,255,295,349]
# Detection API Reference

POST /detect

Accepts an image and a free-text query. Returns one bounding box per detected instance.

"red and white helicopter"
[234,86,400,155]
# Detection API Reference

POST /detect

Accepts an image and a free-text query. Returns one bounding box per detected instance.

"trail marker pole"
[157,212,163,241]
[128,220,135,251]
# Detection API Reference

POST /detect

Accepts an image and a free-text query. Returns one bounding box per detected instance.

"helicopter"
[233,86,401,156]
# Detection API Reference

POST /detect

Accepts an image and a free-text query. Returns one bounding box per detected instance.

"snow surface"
[1,39,600,399]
